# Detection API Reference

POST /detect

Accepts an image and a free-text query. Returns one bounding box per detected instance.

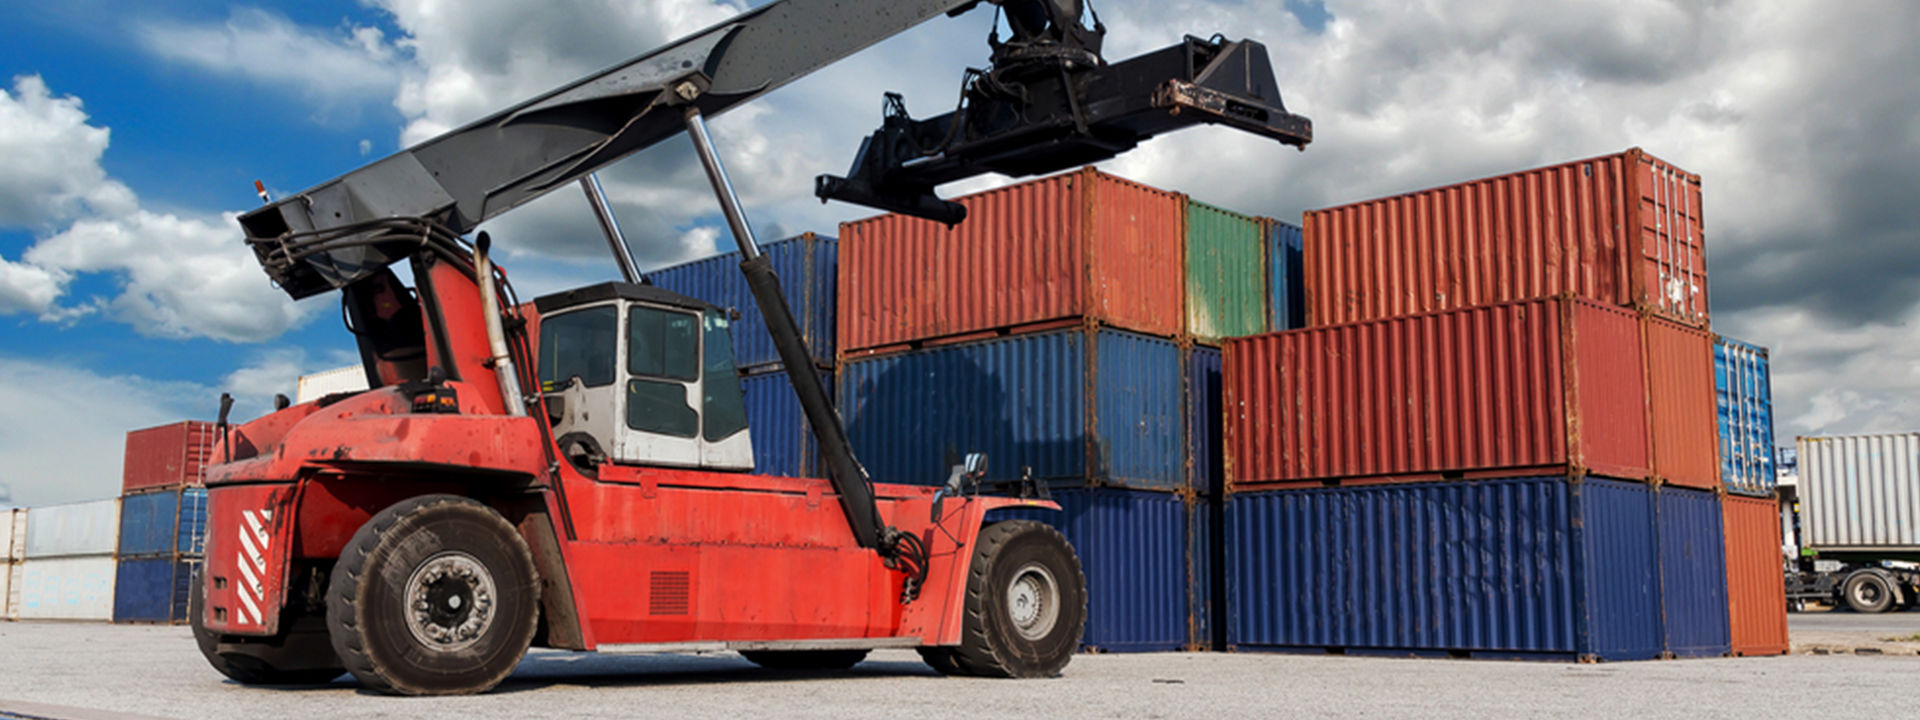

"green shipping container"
[1185,201,1268,342]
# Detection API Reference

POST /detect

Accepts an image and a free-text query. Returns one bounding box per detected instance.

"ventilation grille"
[650,571,690,616]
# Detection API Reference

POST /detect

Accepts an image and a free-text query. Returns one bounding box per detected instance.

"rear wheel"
[189,574,345,685]
[326,495,540,696]
[945,520,1085,678]
[1843,571,1896,614]
[739,649,870,670]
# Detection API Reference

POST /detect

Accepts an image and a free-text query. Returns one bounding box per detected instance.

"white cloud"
[0,75,312,341]
[0,76,136,228]
[0,357,206,507]
[135,8,401,110]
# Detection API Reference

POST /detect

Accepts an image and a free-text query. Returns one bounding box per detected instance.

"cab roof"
[532,282,719,315]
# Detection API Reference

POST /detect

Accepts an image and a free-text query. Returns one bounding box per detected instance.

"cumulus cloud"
[0,75,310,341]
[0,357,207,506]
[135,8,401,111]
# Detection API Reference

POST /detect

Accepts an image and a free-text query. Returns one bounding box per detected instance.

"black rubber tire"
[739,649,871,670]
[189,573,345,685]
[1843,571,1896,614]
[946,520,1085,678]
[326,495,540,696]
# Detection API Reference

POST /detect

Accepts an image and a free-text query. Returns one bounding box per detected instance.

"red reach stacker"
[194,0,1312,695]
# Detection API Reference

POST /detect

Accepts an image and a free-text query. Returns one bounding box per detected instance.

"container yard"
[11,2,1919,715]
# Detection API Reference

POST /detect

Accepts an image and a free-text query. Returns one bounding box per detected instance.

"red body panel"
[202,482,299,635]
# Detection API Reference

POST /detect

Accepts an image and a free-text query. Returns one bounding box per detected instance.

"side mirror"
[964,452,987,479]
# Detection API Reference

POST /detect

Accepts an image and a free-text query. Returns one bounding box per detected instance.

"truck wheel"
[326,495,540,696]
[739,649,870,670]
[946,520,1085,678]
[189,573,345,685]
[1843,571,1896,614]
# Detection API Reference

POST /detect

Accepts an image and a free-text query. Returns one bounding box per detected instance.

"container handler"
[193,0,1312,694]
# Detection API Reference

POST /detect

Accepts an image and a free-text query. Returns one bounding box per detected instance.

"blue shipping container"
[741,368,831,479]
[1227,476,1663,661]
[1190,495,1220,651]
[841,326,1185,490]
[1267,220,1304,331]
[649,233,836,370]
[988,488,1191,652]
[1714,336,1776,496]
[1187,347,1223,496]
[112,556,199,624]
[117,487,207,557]
[1656,485,1731,657]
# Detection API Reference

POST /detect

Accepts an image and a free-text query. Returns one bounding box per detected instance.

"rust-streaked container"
[1224,297,1650,490]
[838,168,1185,354]
[1185,200,1267,342]
[1722,494,1789,656]
[1644,316,1719,489]
[1303,148,1708,328]
[122,421,216,493]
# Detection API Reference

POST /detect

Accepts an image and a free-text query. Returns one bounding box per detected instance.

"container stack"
[1223,148,1778,660]
[113,421,213,624]
[15,499,120,621]
[649,233,838,478]
[3,508,24,619]
[1712,337,1790,655]
[834,167,1297,652]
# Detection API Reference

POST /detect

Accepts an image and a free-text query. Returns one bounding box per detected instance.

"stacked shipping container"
[115,422,213,623]
[15,499,120,620]
[1224,148,1779,660]
[650,234,839,478]
[838,168,1299,651]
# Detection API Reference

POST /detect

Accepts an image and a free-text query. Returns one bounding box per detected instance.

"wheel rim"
[404,551,497,652]
[1005,562,1061,641]
[1855,580,1884,607]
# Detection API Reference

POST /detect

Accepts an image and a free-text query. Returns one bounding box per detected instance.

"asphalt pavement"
[0,621,1914,720]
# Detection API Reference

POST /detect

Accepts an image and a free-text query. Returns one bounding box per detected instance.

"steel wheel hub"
[404,551,497,652]
[1006,562,1060,641]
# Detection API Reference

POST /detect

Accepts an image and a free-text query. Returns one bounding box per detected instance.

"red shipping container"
[1224,297,1650,490]
[1644,316,1720,489]
[122,421,216,493]
[838,168,1185,354]
[1722,494,1789,656]
[1303,147,1708,328]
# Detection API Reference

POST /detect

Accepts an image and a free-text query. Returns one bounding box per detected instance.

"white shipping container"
[1800,433,1920,549]
[296,365,370,404]
[3,508,24,562]
[14,556,115,620]
[24,499,120,559]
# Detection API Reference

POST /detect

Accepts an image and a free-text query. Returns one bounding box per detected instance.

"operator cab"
[533,282,751,472]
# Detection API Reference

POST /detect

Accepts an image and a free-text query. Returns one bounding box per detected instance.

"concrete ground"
[1787,604,1920,655]
[0,614,1916,720]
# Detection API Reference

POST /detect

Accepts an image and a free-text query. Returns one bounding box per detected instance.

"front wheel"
[942,520,1086,678]
[326,495,540,696]
[1843,571,1896,614]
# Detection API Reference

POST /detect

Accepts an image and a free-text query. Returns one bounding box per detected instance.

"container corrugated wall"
[1655,486,1729,657]
[112,557,199,624]
[1224,297,1650,488]
[122,421,215,493]
[1186,201,1267,342]
[117,488,208,557]
[1303,148,1707,328]
[1722,494,1790,655]
[24,499,120,559]
[1266,220,1304,331]
[740,369,831,479]
[839,168,1185,353]
[15,556,116,620]
[1644,317,1719,489]
[1799,433,1920,549]
[649,233,837,370]
[841,326,1185,491]
[1187,347,1224,496]
[1714,337,1776,496]
[989,489,1190,652]
[1189,496,1221,650]
[1226,476,1661,660]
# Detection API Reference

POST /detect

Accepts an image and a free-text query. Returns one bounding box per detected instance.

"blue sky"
[2,1,1916,506]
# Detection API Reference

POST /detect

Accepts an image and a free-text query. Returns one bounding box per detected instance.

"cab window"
[538,306,617,390]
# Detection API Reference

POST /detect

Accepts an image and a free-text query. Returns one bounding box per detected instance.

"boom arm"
[239,0,989,299]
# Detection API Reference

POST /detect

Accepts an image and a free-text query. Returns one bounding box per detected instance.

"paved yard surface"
[0,620,1914,719]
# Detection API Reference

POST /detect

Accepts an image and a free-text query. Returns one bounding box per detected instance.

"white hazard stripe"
[235,509,273,626]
